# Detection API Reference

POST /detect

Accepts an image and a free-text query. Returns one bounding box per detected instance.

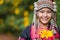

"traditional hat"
[34,0,56,12]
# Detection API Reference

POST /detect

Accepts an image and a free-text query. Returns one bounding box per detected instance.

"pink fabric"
[31,25,36,39]
[30,25,59,40]
[18,37,21,40]
[18,37,25,40]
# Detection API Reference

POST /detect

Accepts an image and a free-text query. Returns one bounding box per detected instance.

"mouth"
[42,18,48,21]
[39,16,51,24]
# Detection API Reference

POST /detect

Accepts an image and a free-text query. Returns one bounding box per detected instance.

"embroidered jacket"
[18,25,60,40]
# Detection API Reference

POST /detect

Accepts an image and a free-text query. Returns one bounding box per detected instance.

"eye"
[39,10,44,13]
[47,10,52,13]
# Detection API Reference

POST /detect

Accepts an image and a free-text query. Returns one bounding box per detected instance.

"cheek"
[38,13,42,18]
[47,14,52,19]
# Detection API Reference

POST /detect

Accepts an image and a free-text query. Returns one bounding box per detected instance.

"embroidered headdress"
[34,0,56,12]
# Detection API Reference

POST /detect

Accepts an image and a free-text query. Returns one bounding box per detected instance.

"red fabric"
[54,33,59,38]
[41,36,54,40]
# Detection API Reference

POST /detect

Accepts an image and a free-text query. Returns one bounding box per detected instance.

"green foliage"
[0,0,34,37]
[0,0,60,37]
[55,0,60,27]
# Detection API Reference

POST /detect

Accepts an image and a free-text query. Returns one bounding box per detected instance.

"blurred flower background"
[0,0,60,40]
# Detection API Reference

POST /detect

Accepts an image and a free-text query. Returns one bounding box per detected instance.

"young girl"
[19,0,60,40]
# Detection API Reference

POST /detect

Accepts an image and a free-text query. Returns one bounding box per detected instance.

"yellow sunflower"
[38,29,53,39]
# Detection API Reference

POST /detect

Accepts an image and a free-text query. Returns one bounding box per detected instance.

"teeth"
[42,19,48,21]
[44,19,47,20]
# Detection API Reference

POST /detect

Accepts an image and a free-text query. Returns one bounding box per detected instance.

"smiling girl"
[19,0,60,40]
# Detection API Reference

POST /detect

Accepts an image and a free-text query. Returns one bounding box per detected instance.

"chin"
[42,22,48,25]
[41,21,49,25]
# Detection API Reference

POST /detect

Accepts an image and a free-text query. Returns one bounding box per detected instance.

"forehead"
[36,7,54,13]
[39,7,52,11]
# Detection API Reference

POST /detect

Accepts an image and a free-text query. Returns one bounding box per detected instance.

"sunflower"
[38,29,53,39]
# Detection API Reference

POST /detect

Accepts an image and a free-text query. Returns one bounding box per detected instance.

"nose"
[44,12,47,17]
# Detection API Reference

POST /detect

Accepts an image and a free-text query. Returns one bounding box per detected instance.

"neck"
[39,22,49,28]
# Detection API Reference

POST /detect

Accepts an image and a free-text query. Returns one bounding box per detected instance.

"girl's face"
[37,8,53,24]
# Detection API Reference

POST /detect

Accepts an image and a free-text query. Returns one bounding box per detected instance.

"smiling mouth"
[42,18,48,21]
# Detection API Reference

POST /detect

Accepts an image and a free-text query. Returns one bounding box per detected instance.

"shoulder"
[24,25,31,32]
[20,25,32,38]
